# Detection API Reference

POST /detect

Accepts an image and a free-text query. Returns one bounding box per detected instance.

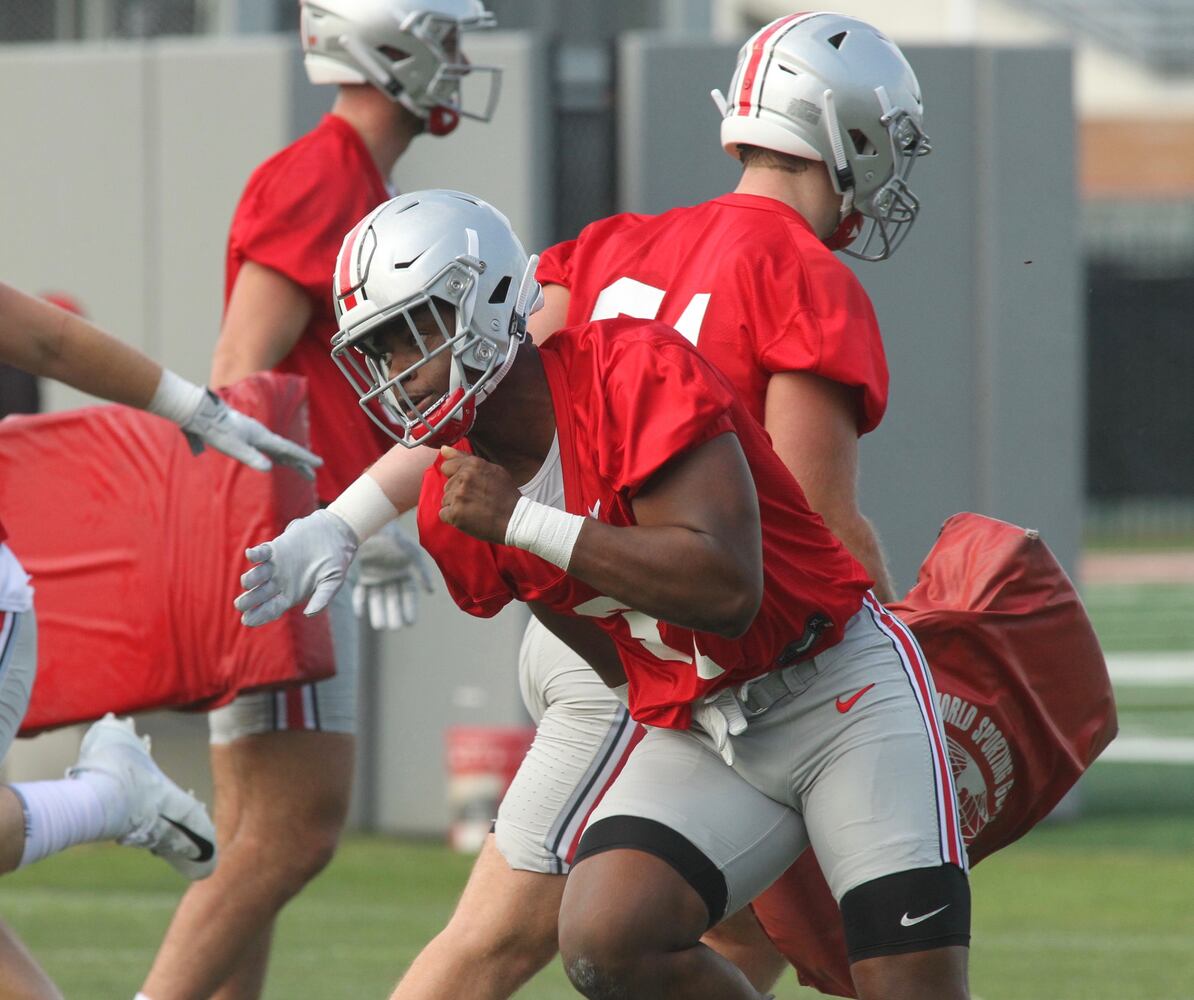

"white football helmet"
[712,12,931,261]
[332,190,542,447]
[300,0,500,136]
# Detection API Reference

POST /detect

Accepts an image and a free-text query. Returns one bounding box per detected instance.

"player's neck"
[330,87,421,179]
[733,166,838,240]
[468,344,556,485]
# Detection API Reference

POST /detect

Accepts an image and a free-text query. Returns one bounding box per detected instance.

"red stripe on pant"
[863,594,965,867]
[564,721,647,865]
[284,685,308,731]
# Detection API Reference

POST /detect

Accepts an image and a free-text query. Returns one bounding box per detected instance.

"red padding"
[752,512,1118,997]
[0,373,335,733]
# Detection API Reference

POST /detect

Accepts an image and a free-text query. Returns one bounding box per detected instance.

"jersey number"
[573,595,727,680]
[589,278,711,346]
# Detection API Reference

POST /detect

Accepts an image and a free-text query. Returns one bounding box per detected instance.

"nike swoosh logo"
[835,683,876,713]
[900,904,950,927]
[161,815,216,863]
[588,499,601,520]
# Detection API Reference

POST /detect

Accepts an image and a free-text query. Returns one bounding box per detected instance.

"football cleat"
[68,713,217,880]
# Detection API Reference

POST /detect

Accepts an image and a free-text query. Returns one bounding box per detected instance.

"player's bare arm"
[365,443,441,512]
[0,281,163,407]
[765,369,896,601]
[210,260,312,385]
[525,282,569,345]
[0,281,319,477]
[439,432,764,638]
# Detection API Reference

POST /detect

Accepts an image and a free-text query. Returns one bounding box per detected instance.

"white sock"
[10,772,128,867]
[134,993,156,1000]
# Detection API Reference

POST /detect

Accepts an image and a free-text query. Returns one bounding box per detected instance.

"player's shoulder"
[547,317,706,380]
[240,117,362,206]
[571,210,656,248]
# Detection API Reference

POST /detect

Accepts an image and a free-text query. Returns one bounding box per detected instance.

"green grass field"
[4,816,1193,999]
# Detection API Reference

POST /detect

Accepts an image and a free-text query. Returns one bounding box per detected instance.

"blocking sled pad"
[751,512,1118,997]
[0,372,335,733]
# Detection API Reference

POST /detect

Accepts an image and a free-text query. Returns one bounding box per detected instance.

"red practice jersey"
[536,193,888,431]
[418,319,873,729]
[225,114,393,502]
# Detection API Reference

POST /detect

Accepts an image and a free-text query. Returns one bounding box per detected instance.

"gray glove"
[234,509,359,627]
[181,389,321,481]
[352,521,435,630]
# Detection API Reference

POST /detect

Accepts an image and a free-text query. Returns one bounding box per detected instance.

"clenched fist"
[439,446,521,544]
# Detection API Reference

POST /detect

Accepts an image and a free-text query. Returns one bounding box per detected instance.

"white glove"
[149,370,322,480]
[352,521,435,630]
[234,509,359,627]
[691,689,748,766]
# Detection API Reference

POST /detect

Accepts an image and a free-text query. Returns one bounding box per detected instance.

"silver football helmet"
[712,12,931,260]
[332,190,542,447]
[300,0,500,136]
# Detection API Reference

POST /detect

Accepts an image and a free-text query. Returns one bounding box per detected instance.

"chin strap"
[824,211,863,251]
[822,89,856,219]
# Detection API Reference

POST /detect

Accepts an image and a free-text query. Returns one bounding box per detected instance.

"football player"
[295,188,970,999]
[236,13,932,997]
[136,4,497,1000]
[0,282,320,1000]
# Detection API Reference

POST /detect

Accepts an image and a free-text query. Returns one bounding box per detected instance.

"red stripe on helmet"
[735,13,810,115]
[337,216,370,311]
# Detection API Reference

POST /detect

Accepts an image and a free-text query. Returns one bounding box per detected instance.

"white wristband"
[327,473,400,543]
[504,496,585,570]
[146,368,206,426]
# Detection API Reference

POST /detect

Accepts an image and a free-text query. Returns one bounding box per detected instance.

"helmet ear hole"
[849,129,877,157]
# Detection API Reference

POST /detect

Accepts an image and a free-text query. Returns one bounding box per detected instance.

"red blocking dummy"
[751,513,1117,997]
[0,373,335,733]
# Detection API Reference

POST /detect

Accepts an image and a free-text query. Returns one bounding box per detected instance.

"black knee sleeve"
[840,863,970,963]
[574,815,728,929]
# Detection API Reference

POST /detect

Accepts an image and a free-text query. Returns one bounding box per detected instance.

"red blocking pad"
[752,513,1117,997]
[0,372,335,733]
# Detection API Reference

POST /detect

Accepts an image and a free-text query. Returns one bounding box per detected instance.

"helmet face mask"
[714,12,931,261]
[846,101,932,260]
[332,191,541,448]
[301,0,501,135]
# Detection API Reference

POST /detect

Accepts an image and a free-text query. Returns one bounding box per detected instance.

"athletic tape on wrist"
[146,368,206,426]
[327,473,400,544]
[504,496,585,570]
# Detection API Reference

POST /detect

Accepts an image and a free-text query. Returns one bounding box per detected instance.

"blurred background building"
[1,0,1190,833]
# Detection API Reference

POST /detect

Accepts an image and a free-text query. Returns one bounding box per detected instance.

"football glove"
[181,389,321,481]
[352,521,435,630]
[235,509,359,627]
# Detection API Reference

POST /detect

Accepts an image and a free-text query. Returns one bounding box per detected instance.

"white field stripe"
[1100,736,1194,764]
[862,595,966,869]
[1106,652,1194,686]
